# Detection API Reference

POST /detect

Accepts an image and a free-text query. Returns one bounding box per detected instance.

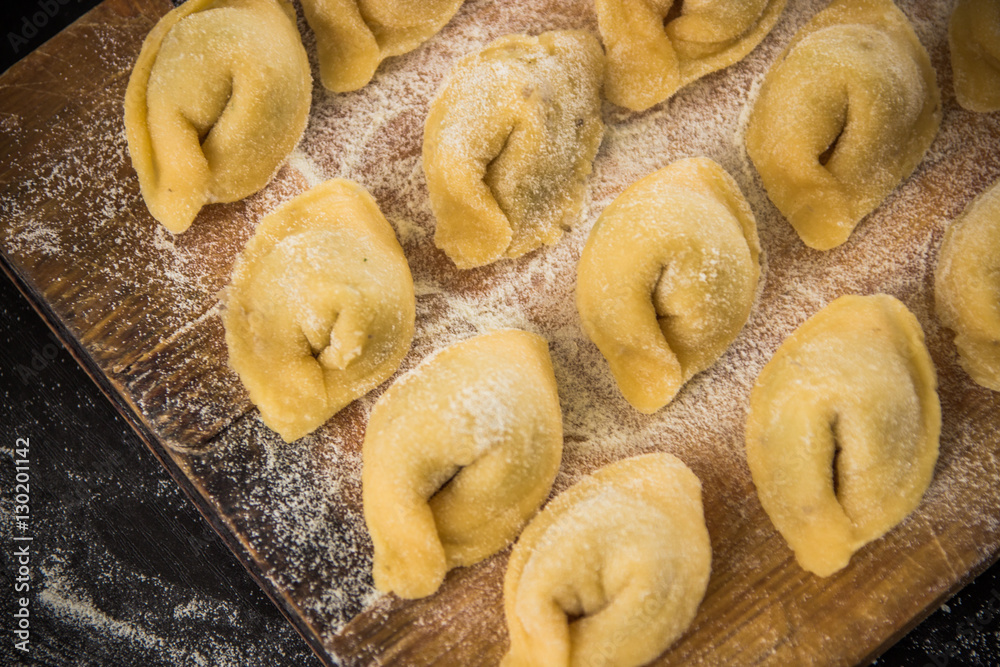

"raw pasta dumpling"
[124,0,312,233]
[223,179,415,443]
[423,31,605,269]
[949,0,1000,112]
[935,179,1000,391]
[745,0,941,250]
[503,453,711,667]
[300,0,465,92]
[363,330,563,599]
[596,0,787,111]
[576,157,760,413]
[745,295,940,577]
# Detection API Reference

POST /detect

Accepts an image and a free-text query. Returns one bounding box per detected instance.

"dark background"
[1,1,999,665]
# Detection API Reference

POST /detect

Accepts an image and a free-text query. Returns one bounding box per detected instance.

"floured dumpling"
[300,0,464,92]
[950,0,1000,112]
[745,0,941,250]
[124,0,312,234]
[596,0,787,112]
[577,157,760,413]
[223,179,415,443]
[502,453,711,667]
[745,295,940,577]
[935,179,1000,391]
[363,330,563,599]
[423,31,604,269]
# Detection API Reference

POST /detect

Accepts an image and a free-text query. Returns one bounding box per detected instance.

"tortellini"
[423,31,605,269]
[502,453,711,667]
[935,179,1000,391]
[124,0,312,234]
[576,157,761,414]
[300,0,465,92]
[222,179,415,443]
[949,0,1000,112]
[596,0,787,112]
[745,0,941,250]
[745,295,940,577]
[362,330,563,599]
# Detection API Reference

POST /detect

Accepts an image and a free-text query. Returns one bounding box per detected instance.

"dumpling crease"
[577,157,760,413]
[745,294,940,577]
[223,179,415,443]
[424,30,605,269]
[745,0,941,250]
[503,453,711,667]
[124,0,312,233]
[363,330,563,599]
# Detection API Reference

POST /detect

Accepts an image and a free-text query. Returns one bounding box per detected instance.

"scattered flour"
[4,0,1000,664]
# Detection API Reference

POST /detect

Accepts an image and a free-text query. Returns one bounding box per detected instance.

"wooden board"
[2,0,998,665]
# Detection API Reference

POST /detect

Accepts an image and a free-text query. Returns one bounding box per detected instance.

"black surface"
[1,1,999,666]
[0,277,324,666]
[2,0,114,72]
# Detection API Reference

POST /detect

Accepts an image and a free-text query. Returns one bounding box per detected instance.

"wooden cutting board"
[2,0,998,665]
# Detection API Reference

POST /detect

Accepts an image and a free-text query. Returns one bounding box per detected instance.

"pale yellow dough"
[596,0,787,112]
[300,0,464,92]
[745,295,940,577]
[950,0,1000,112]
[124,0,311,234]
[935,179,1000,391]
[502,453,711,667]
[222,179,415,443]
[745,0,941,250]
[363,330,563,599]
[423,31,605,269]
[576,157,760,414]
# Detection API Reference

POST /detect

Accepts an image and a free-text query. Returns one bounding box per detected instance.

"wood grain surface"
[2,1,999,666]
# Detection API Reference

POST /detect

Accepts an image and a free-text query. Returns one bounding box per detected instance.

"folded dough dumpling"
[950,0,1000,112]
[423,31,605,269]
[596,0,787,112]
[300,0,464,92]
[577,157,760,413]
[363,330,563,599]
[503,453,711,667]
[935,179,1000,391]
[124,0,312,234]
[223,179,415,443]
[745,295,940,577]
[745,0,941,250]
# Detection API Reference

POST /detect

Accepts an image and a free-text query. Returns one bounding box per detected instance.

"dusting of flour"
[3,0,1000,664]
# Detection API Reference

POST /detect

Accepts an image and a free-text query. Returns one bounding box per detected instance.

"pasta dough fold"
[745,0,941,250]
[363,330,563,599]
[423,31,605,269]
[576,157,760,413]
[935,179,1000,391]
[300,0,464,92]
[223,179,415,442]
[596,0,787,111]
[125,0,312,233]
[503,453,711,667]
[949,0,1000,112]
[745,295,940,577]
